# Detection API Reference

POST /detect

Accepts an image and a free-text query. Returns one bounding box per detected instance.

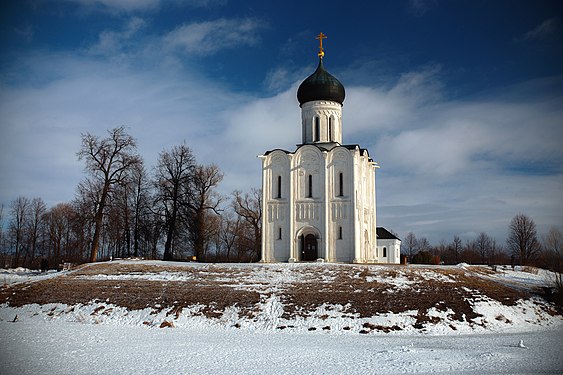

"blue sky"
[1,0,562,245]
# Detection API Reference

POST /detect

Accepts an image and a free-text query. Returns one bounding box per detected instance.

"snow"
[0,268,60,286]
[1,261,562,374]
[489,266,556,288]
[1,317,562,374]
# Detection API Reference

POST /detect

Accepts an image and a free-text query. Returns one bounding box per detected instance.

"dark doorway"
[302,234,318,261]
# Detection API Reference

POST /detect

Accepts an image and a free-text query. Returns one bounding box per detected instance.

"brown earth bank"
[0,262,560,332]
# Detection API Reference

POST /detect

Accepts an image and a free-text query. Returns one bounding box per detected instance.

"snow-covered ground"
[1,261,562,374]
[1,317,562,374]
[0,268,60,286]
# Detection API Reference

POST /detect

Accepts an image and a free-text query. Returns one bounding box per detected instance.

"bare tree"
[9,196,30,268]
[77,126,141,262]
[24,198,47,267]
[129,163,151,258]
[402,232,417,260]
[0,204,5,266]
[154,144,196,261]
[46,203,69,264]
[216,212,241,262]
[544,227,562,256]
[186,164,223,261]
[542,227,562,289]
[451,235,462,263]
[475,232,492,265]
[507,213,540,266]
[417,237,431,252]
[232,188,262,262]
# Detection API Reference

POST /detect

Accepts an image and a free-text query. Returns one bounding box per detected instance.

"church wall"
[292,145,327,261]
[377,239,401,264]
[260,150,291,262]
[350,149,378,263]
[260,144,388,263]
[326,147,355,262]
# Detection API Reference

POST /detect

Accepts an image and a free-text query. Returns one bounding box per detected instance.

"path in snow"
[1,319,562,374]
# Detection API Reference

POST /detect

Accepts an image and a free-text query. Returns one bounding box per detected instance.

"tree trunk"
[90,184,109,263]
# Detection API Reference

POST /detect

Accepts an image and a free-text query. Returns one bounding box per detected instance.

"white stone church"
[259,35,400,264]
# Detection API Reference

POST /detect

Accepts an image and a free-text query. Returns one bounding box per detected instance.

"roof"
[263,144,374,160]
[297,58,345,106]
[377,227,401,241]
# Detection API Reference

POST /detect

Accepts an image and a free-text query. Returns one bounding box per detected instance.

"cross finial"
[316,32,327,59]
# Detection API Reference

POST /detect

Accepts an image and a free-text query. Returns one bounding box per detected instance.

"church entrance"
[302,234,318,261]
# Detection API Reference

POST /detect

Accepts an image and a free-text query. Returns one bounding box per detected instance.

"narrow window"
[383,247,387,258]
[276,175,282,198]
[278,227,282,240]
[328,117,333,141]
[338,226,342,240]
[338,172,343,197]
[307,174,313,198]
[314,117,320,142]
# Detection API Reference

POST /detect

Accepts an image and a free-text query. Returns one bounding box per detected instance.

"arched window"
[328,117,333,141]
[338,226,343,240]
[307,174,313,198]
[383,247,387,257]
[276,175,281,198]
[338,172,344,197]
[278,227,282,240]
[314,117,320,142]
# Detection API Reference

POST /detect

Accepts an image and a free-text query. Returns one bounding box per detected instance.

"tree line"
[401,214,562,273]
[0,127,261,269]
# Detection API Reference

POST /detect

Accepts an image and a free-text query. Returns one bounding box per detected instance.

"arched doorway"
[302,234,318,261]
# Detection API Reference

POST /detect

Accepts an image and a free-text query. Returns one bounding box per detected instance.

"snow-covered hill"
[1,260,562,374]
[1,260,561,335]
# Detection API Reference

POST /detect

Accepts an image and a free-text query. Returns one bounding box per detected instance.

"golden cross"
[316,32,327,59]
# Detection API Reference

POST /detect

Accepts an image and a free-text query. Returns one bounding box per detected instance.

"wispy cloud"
[60,0,225,13]
[407,0,437,17]
[515,18,559,42]
[164,18,266,56]
[13,24,35,43]
[62,0,161,12]
[88,17,147,56]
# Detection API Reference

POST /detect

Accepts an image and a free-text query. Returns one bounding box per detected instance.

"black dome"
[297,59,345,106]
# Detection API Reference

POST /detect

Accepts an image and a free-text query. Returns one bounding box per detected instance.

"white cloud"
[1,34,561,245]
[163,18,266,56]
[0,51,243,206]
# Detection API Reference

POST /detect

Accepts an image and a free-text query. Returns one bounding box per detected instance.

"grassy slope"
[0,262,560,333]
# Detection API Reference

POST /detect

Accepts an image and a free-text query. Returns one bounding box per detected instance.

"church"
[259,33,400,264]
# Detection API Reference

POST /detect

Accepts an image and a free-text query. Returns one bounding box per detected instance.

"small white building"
[259,37,400,263]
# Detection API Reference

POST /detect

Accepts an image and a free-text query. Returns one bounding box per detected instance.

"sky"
[0,0,562,245]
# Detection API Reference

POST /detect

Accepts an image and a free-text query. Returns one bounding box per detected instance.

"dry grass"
[0,263,550,324]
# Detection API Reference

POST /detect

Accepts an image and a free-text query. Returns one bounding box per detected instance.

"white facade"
[376,228,402,264]
[259,56,400,264]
